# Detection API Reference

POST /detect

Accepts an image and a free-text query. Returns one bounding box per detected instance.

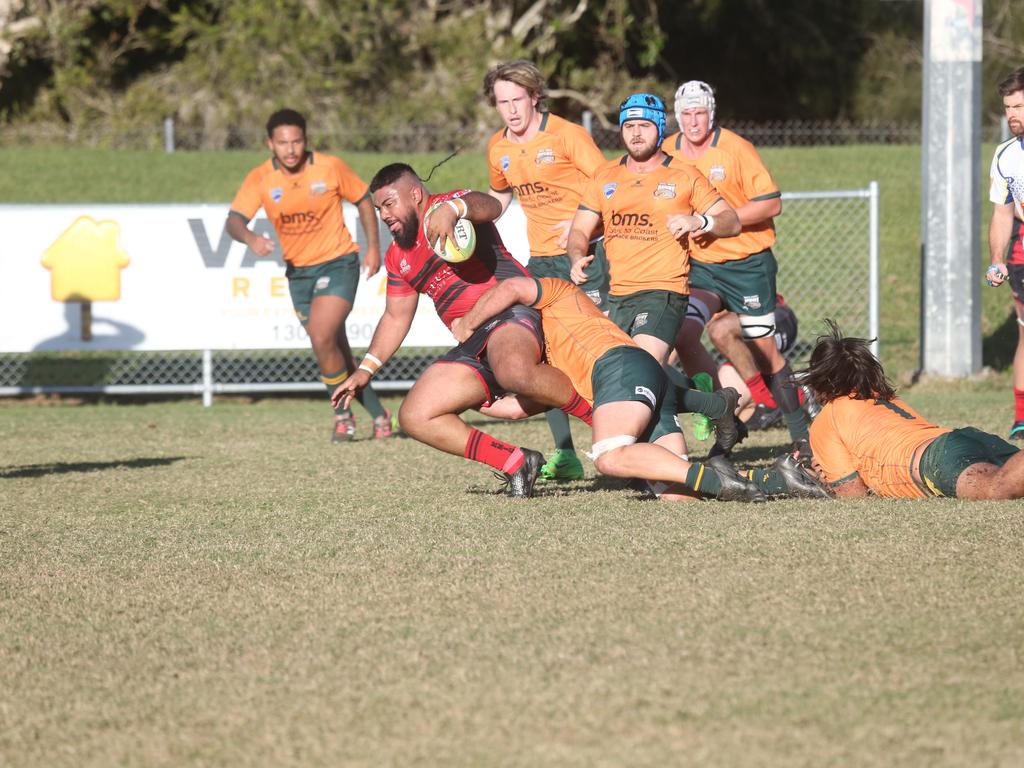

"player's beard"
[1010,118,1024,137]
[626,140,659,163]
[392,210,420,250]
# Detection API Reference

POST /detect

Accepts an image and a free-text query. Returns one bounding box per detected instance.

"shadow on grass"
[0,456,190,479]
[983,311,1021,370]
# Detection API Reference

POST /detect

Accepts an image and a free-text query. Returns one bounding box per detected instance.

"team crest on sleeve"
[310,181,327,196]
[709,165,727,181]
[654,182,677,199]
[270,187,284,202]
[535,148,556,165]
[603,182,618,199]
[500,155,511,172]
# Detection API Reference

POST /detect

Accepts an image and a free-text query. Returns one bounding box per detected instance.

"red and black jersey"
[384,190,528,329]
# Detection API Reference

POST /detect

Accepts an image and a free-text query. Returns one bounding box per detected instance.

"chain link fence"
[3,117,1011,152]
[0,186,877,403]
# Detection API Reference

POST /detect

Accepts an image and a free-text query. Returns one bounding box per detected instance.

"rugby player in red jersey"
[332,163,593,498]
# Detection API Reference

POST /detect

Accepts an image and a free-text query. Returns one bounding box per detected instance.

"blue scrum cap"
[618,93,667,144]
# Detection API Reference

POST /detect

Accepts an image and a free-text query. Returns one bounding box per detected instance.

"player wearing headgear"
[805,321,1024,500]
[332,163,594,498]
[451,276,829,502]
[664,80,813,461]
[567,92,741,460]
[226,108,393,443]
[482,60,611,483]
[986,65,1024,442]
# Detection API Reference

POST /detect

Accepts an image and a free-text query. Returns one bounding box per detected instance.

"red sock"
[560,391,593,426]
[745,374,778,409]
[1015,389,1024,422]
[464,429,524,473]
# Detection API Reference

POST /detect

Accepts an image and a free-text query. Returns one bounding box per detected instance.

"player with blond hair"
[483,59,610,482]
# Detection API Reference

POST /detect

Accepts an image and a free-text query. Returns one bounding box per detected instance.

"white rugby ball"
[424,202,476,263]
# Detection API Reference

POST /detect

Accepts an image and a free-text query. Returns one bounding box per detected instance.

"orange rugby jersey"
[488,113,606,258]
[809,395,951,498]
[531,277,638,403]
[580,155,721,295]
[664,127,780,264]
[229,152,368,268]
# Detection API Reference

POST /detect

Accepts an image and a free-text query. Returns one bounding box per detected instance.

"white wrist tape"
[699,213,715,233]
[446,198,468,218]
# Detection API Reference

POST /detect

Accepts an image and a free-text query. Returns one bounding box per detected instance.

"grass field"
[2,378,1023,767]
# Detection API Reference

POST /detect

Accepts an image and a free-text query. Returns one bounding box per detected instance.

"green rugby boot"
[539,448,585,482]
[691,371,715,441]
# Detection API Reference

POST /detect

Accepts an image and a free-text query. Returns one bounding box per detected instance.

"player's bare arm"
[485,187,514,217]
[424,192,504,253]
[734,196,782,228]
[667,199,740,241]
[451,277,539,343]
[225,213,275,256]
[987,202,1014,287]
[332,292,418,409]
[567,208,601,284]
[355,195,382,278]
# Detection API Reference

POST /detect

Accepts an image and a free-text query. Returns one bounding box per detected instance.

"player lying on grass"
[452,276,829,502]
[805,321,1024,499]
[332,163,592,499]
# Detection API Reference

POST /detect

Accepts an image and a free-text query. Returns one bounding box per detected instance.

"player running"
[226,108,393,442]
[483,60,610,483]
[333,163,593,498]
[805,321,1024,499]
[665,81,812,460]
[986,65,1024,441]
[454,276,829,502]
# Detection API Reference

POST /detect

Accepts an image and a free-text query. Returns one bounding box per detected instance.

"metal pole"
[920,0,982,376]
[869,181,880,359]
[582,110,593,136]
[202,349,213,407]
[164,117,175,154]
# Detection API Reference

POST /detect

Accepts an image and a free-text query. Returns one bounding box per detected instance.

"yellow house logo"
[41,216,130,301]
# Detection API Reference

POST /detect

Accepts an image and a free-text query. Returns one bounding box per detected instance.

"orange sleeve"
[330,155,369,203]
[229,167,265,220]
[689,168,723,215]
[736,141,780,201]
[487,134,511,193]
[809,405,860,487]
[564,125,606,179]
[579,174,603,213]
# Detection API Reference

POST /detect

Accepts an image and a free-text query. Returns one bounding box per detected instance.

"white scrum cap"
[674,80,716,127]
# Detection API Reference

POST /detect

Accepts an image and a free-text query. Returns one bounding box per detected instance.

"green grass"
[1,144,1014,380]
[2,382,1024,766]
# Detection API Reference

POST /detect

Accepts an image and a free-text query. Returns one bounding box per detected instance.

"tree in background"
[1,0,1022,149]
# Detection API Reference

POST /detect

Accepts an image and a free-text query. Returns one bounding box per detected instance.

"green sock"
[745,467,789,495]
[684,462,723,496]
[545,408,575,451]
[679,388,727,419]
[356,383,386,420]
[782,409,810,441]
[321,369,352,416]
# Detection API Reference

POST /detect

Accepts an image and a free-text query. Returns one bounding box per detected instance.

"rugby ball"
[424,202,476,263]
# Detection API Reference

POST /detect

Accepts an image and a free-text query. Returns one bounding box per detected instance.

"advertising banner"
[0,202,530,353]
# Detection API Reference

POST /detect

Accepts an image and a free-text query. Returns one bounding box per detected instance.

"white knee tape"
[740,311,776,340]
[586,434,637,461]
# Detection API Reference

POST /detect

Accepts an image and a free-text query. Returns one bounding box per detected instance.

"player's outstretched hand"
[570,254,593,285]
[249,234,276,257]
[332,369,371,410]
[362,247,381,279]
[424,201,458,256]
[986,264,1008,287]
